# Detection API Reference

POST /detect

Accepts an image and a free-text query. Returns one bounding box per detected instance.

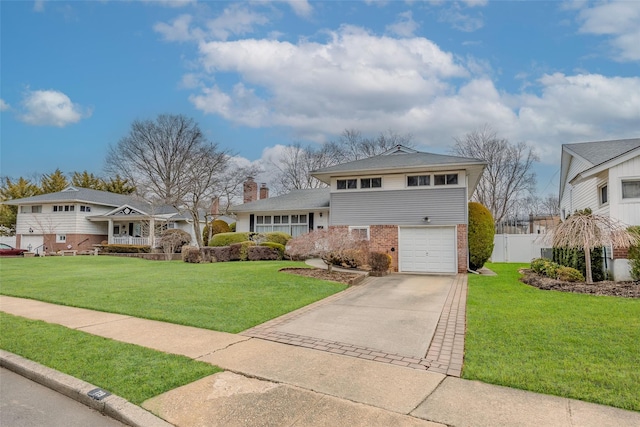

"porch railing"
[112,236,150,246]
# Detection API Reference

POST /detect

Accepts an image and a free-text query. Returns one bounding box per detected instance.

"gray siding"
[330,188,467,226]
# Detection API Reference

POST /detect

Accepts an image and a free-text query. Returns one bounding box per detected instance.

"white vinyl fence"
[0,236,17,247]
[491,234,549,263]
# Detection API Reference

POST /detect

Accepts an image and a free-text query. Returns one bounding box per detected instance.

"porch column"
[108,219,114,244]
[149,218,155,248]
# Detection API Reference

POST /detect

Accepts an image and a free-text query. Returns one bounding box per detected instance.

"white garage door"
[399,227,457,274]
[20,234,44,254]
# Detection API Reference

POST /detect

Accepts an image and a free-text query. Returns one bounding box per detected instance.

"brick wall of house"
[457,224,468,273]
[44,234,107,253]
[612,246,629,259]
[369,225,399,272]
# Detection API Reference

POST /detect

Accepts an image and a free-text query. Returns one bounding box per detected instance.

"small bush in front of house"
[531,258,547,274]
[326,249,367,268]
[100,244,150,254]
[229,222,236,232]
[259,242,285,259]
[263,232,292,246]
[556,266,585,282]
[209,232,250,247]
[541,261,561,279]
[200,246,230,262]
[182,246,201,263]
[369,252,391,276]
[202,220,231,244]
[468,202,495,271]
[248,246,280,261]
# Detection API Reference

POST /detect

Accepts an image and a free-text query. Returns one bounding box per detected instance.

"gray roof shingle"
[311,150,485,176]
[564,138,640,167]
[5,186,180,216]
[230,188,330,213]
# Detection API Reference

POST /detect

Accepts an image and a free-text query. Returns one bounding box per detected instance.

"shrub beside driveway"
[464,263,640,412]
[0,257,346,333]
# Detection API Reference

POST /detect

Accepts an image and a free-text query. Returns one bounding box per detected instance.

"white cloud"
[577,1,640,61]
[0,99,9,112]
[191,26,467,132]
[141,0,195,8]
[19,89,91,127]
[439,3,484,32]
[283,0,313,18]
[386,11,419,37]
[206,4,269,41]
[33,1,45,13]
[154,5,268,42]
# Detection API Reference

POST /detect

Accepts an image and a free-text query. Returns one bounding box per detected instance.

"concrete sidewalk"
[1,295,639,427]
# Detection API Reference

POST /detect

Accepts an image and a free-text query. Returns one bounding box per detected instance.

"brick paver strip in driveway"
[243,273,468,376]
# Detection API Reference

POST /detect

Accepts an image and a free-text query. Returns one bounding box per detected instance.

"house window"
[408,175,430,187]
[360,177,382,189]
[434,173,458,186]
[53,205,74,212]
[114,225,120,235]
[599,185,608,205]
[80,205,91,212]
[349,226,370,240]
[256,214,308,237]
[337,179,358,190]
[622,180,640,199]
[57,234,66,243]
[20,205,42,213]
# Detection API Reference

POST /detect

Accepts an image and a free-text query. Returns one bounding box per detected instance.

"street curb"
[0,350,173,427]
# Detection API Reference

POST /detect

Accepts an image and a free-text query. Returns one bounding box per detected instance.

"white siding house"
[6,186,202,254]
[559,138,640,280]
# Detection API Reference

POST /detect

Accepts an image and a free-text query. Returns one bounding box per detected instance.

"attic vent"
[61,186,79,192]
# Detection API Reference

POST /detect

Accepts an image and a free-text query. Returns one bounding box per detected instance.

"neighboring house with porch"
[6,186,199,255]
[559,137,640,280]
[231,146,486,274]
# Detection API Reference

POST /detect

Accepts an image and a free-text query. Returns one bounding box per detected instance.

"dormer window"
[337,179,358,190]
[360,177,382,189]
[434,173,458,186]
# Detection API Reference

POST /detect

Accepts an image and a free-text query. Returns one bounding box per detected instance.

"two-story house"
[559,137,640,280]
[231,146,486,274]
[7,186,200,254]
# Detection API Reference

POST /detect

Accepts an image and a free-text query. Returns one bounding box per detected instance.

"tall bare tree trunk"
[584,247,593,284]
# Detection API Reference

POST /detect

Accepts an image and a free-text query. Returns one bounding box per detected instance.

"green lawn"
[0,312,220,405]
[464,263,640,411]
[0,257,346,333]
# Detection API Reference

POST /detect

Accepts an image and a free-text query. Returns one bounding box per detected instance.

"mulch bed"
[280,267,365,285]
[519,269,640,298]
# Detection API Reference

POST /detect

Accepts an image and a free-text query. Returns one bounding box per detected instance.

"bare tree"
[451,125,538,225]
[549,212,639,283]
[105,114,231,247]
[327,128,414,163]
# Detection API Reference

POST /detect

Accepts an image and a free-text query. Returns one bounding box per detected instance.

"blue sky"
[1,0,639,197]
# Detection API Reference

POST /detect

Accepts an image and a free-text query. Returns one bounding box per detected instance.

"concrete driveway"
[263,274,455,359]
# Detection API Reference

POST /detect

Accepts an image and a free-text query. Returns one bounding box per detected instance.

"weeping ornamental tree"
[550,211,639,284]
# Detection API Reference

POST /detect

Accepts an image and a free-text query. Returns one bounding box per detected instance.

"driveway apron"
[266,274,454,359]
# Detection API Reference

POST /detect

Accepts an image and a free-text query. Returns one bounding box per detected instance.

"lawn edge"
[0,349,173,427]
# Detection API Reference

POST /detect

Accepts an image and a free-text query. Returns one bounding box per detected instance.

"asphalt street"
[0,367,126,427]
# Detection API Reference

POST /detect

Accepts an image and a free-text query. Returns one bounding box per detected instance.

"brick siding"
[456,224,468,273]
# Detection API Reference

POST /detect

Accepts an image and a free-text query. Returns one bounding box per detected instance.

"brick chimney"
[210,197,220,215]
[243,177,258,203]
[259,183,269,200]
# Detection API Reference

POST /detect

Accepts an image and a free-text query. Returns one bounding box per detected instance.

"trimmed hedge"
[202,220,231,244]
[468,202,494,271]
[201,246,231,263]
[628,226,640,281]
[263,232,291,246]
[182,246,201,263]
[209,232,251,247]
[248,246,280,261]
[552,246,606,282]
[100,244,150,254]
[259,242,285,259]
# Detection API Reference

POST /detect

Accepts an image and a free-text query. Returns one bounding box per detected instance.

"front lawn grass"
[0,313,220,405]
[464,263,640,411]
[0,257,346,333]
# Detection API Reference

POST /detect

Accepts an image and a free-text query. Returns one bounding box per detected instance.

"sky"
[1,0,639,198]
